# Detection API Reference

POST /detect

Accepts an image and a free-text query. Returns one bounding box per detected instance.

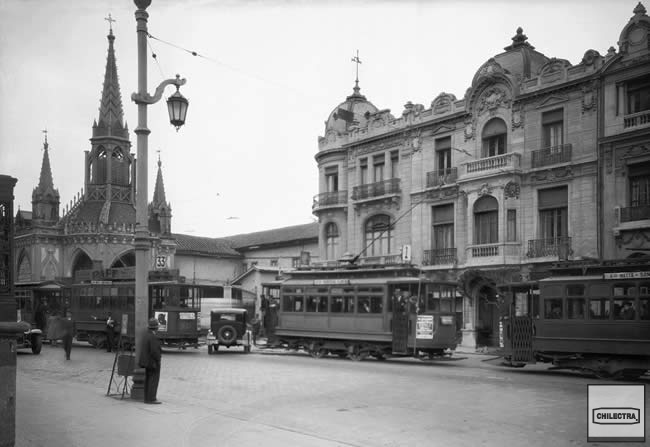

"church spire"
[152,152,168,207]
[32,130,60,224]
[148,152,172,235]
[94,17,128,139]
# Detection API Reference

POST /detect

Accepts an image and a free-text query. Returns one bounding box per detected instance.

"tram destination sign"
[603,271,650,280]
[313,279,350,285]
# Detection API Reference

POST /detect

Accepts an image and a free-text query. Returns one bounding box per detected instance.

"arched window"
[364,214,394,256]
[325,223,340,260]
[474,196,499,244]
[17,253,31,283]
[481,118,507,157]
[95,148,108,184]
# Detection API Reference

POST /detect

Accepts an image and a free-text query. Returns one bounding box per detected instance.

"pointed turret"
[93,27,128,139]
[32,132,60,224]
[148,154,172,235]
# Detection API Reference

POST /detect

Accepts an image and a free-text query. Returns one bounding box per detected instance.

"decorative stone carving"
[581,49,601,66]
[464,117,474,141]
[431,92,457,115]
[530,166,574,183]
[511,104,524,130]
[582,82,597,113]
[477,87,510,116]
[477,183,492,196]
[504,181,520,199]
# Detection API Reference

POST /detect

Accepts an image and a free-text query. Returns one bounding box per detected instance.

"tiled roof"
[173,233,241,257]
[224,222,319,250]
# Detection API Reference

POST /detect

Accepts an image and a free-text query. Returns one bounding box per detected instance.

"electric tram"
[271,264,460,361]
[499,259,650,378]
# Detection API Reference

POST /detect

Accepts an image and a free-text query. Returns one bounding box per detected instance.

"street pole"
[131,0,188,401]
[132,0,152,401]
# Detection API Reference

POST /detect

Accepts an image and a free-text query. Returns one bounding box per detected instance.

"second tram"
[271,265,460,361]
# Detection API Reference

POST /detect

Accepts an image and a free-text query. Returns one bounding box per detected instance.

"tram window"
[640,285,650,296]
[330,296,343,313]
[566,284,585,296]
[306,296,327,312]
[614,299,636,320]
[343,297,355,313]
[515,293,528,316]
[640,298,650,320]
[613,283,635,297]
[567,298,585,319]
[370,297,383,313]
[427,293,440,312]
[358,298,371,313]
[331,297,354,313]
[440,299,452,313]
[589,299,610,319]
[544,299,563,319]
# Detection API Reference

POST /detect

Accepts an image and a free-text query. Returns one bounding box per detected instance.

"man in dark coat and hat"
[138,318,162,404]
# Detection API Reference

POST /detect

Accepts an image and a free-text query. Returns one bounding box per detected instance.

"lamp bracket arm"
[131,75,187,105]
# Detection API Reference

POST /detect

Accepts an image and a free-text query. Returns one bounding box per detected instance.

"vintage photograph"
[0,1,648,446]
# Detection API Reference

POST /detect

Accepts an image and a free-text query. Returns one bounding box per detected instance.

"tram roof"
[281,276,457,286]
[538,275,605,283]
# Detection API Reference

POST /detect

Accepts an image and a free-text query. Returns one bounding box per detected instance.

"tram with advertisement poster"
[499,259,650,379]
[16,267,203,350]
[271,264,461,361]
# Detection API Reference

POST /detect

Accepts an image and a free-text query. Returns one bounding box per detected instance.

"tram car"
[16,267,203,350]
[272,265,460,361]
[499,260,650,379]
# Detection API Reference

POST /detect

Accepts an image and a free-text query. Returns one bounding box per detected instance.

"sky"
[0,0,637,238]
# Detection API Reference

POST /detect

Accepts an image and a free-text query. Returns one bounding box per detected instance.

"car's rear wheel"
[31,334,42,355]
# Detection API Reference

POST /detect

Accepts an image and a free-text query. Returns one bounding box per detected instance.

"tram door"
[503,288,537,362]
[390,286,409,354]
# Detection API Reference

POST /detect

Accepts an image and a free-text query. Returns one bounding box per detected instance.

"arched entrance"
[71,251,93,279]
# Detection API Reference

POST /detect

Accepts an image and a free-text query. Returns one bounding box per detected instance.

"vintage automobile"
[207,308,252,354]
[15,318,43,355]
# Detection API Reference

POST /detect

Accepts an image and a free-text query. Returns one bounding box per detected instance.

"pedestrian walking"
[61,312,75,361]
[138,317,162,404]
[105,312,116,352]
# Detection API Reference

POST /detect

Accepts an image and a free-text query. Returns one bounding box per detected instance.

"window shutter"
[538,186,568,209]
[433,204,454,224]
[542,109,563,124]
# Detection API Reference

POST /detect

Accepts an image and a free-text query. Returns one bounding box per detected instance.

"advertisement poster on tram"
[154,312,168,332]
[416,315,434,339]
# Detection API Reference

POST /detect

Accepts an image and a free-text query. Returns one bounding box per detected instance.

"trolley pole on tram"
[131,0,188,400]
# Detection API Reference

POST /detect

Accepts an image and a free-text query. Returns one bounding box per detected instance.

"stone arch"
[110,250,135,268]
[16,249,31,283]
[70,249,93,278]
[458,269,499,348]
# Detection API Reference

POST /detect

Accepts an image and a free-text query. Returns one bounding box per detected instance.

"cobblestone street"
[15,342,650,447]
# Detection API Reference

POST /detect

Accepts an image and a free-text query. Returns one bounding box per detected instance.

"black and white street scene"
[0,1,649,446]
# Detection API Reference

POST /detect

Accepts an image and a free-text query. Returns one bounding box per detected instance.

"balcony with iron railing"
[619,204,650,223]
[426,168,458,188]
[623,110,650,129]
[422,248,457,265]
[462,152,521,179]
[312,190,348,211]
[526,236,572,259]
[531,144,572,168]
[352,178,401,201]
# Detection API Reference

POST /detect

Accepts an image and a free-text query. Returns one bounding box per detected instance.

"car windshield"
[215,313,244,323]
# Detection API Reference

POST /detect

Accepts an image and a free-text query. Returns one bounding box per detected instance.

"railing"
[471,244,499,257]
[352,178,400,200]
[624,110,650,129]
[531,144,572,168]
[312,191,348,210]
[422,248,457,265]
[465,152,520,174]
[426,168,458,188]
[358,253,403,265]
[620,205,650,223]
[526,237,572,258]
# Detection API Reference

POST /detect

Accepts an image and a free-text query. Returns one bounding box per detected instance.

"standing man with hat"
[138,318,163,404]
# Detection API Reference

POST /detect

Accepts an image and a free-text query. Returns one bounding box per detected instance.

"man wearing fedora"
[138,318,163,404]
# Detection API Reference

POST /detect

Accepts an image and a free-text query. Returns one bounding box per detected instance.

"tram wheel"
[348,345,368,362]
[310,348,328,359]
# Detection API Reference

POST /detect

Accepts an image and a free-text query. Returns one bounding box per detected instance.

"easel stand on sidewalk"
[106,333,135,400]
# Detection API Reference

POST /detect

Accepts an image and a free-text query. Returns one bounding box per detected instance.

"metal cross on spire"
[105,13,116,33]
[41,129,48,149]
[351,50,362,85]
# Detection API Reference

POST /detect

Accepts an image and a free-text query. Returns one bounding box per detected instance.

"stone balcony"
[531,144,572,168]
[462,152,521,180]
[312,191,348,212]
[623,110,650,130]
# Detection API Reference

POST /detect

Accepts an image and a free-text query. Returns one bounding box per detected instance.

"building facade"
[313,4,650,349]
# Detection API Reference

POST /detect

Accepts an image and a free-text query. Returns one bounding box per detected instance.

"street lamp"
[131,0,189,400]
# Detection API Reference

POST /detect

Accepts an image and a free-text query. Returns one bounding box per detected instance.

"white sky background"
[0,0,635,238]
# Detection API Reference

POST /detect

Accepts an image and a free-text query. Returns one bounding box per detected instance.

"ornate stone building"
[312,4,650,348]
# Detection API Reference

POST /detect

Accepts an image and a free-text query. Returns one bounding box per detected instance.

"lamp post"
[131,0,188,400]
